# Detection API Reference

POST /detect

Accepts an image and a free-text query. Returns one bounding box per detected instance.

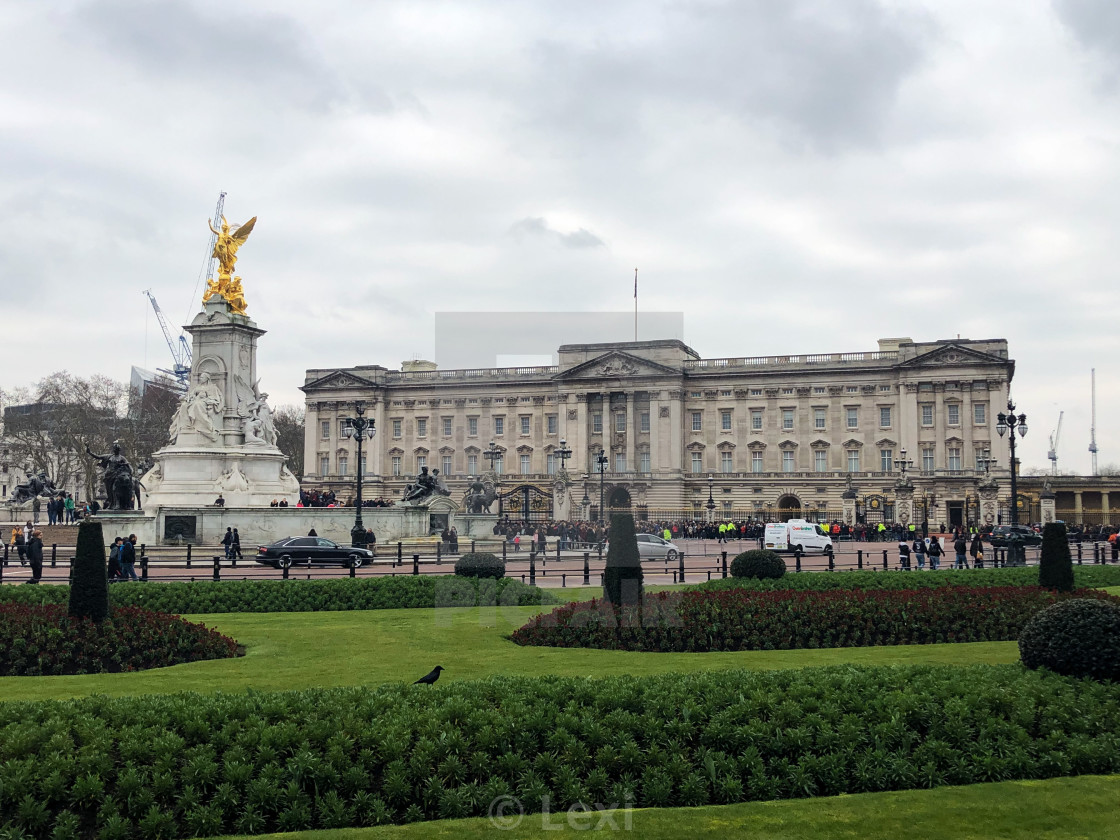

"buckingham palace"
[297,335,1056,528]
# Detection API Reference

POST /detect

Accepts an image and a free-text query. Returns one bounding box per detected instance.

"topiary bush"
[453,552,505,579]
[603,513,643,607]
[730,549,786,580]
[1019,597,1120,680]
[1038,522,1074,592]
[68,519,109,622]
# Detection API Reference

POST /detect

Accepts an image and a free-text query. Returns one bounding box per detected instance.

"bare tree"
[273,405,305,478]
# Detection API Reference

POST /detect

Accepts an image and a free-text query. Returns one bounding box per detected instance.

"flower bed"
[0,604,240,676]
[1,667,1118,836]
[0,575,558,614]
[511,586,1120,652]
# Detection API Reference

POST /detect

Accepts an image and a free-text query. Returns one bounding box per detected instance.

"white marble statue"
[170,372,225,444]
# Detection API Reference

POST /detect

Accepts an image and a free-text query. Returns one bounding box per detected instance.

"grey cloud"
[509,217,605,248]
[525,0,936,153]
[1053,0,1120,82]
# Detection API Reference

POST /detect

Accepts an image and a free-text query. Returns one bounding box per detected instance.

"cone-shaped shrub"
[603,513,643,607]
[69,519,109,622]
[1038,522,1074,593]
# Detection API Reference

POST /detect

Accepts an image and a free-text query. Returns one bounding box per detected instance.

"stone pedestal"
[895,481,915,526]
[142,297,298,508]
[1040,485,1057,526]
[978,475,1000,527]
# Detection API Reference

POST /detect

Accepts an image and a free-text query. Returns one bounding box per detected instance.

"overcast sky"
[1,0,1116,473]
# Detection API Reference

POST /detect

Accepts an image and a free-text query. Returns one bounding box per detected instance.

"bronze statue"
[464,475,498,514]
[9,472,58,506]
[86,443,137,510]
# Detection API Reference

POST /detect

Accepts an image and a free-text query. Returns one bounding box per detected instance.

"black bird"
[413,666,444,685]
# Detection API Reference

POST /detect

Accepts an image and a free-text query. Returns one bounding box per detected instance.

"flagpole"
[633,267,638,341]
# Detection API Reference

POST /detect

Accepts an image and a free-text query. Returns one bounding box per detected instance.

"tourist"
[231,528,243,560]
[64,494,76,524]
[25,529,44,584]
[107,537,124,581]
[927,534,943,570]
[214,494,225,507]
[279,499,288,507]
[913,535,927,570]
[120,534,138,581]
[11,525,26,565]
[954,534,969,569]
[449,527,458,554]
[222,527,234,559]
[898,538,911,571]
[970,533,984,568]
[270,499,279,507]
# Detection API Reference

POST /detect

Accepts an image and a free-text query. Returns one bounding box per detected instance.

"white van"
[764,520,834,555]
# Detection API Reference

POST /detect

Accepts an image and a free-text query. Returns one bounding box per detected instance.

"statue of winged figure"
[202,215,256,315]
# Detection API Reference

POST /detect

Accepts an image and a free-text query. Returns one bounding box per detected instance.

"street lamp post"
[483,440,503,517]
[340,401,376,547]
[706,473,716,522]
[595,448,608,525]
[555,439,572,472]
[997,400,1028,563]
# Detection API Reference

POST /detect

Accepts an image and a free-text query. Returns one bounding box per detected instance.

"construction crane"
[186,191,227,325]
[143,289,192,387]
[1047,411,1063,475]
[1089,368,1099,476]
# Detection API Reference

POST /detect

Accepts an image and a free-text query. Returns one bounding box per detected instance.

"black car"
[255,537,373,569]
[987,526,1042,548]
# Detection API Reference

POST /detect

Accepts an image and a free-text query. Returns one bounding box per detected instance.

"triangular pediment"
[897,344,1007,369]
[302,371,374,391]
[554,351,681,381]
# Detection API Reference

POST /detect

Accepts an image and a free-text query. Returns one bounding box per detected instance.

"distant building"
[295,335,1120,527]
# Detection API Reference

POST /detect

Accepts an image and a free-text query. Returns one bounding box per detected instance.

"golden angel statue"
[202,215,256,315]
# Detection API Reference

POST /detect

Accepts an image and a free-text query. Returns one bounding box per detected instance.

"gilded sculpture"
[202,215,256,315]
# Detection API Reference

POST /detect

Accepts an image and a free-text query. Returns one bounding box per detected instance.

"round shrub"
[1019,598,1120,680]
[730,549,786,580]
[454,552,505,580]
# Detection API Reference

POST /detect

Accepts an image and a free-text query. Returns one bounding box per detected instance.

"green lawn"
[221,775,1120,839]
[0,604,1020,702]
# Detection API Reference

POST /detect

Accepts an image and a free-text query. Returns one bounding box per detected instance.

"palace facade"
[297,335,1120,527]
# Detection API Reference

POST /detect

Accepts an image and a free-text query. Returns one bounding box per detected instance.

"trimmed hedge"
[1020,598,1120,680]
[1,667,1119,836]
[603,513,643,607]
[697,565,1120,594]
[730,549,786,580]
[0,576,558,614]
[453,552,505,580]
[0,604,238,676]
[68,520,109,622]
[511,586,1120,652]
[1038,522,1074,592]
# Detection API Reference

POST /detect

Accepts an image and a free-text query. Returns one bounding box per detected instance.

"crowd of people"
[294,489,396,508]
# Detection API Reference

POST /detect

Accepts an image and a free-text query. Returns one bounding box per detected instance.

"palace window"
[320,456,329,475]
[880,449,893,472]
[546,453,556,475]
[921,404,934,426]
[416,455,426,472]
[947,404,960,425]
[592,413,602,433]
[922,447,935,471]
[392,419,402,438]
[391,456,401,476]
[750,409,763,431]
[691,452,703,473]
[692,412,703,432]
[721,410,732,431]
[782,451,795,473]
[339,457,348,477]
[321,421,330,439]
[750,389,762,396]
[782,409,794,430]
[467,454,477,474]
[751,451,764,473]
[547,414,558,434]
[720,451,733,473]
[520,415,531,435]
[443,417,452,437]
[494,416,504,436]
[640,411,650,432]
[846,449,860,472]
[614,454,627,472]
[948,447,962,471]
[442,455,452,475]
[360,456,366,477]
[615,413,626,433]
[879,406,891,428]
[814,408,826,430]
[468,417,478,436]
[814,450,827,472]
[639,452,650,473]
[520,454,531,474]
[974,403,987,424]
[846,407,859,429]
[416,418,427,437]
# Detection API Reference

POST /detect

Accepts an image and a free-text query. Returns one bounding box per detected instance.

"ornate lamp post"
[555,438,573,472]
[706,473,716,522]
[595,448,608,525]
[996,401,1028,526]
[483,440,503,517]
[340,401,376,547]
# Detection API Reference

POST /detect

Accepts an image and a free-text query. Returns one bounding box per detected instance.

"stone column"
[574,393,588,474]
[1074,490,1083,522]
[1102,491,1111,523]
[668,389,684,475]
[1040,484,1057,526]
[304,402,320,478]
[895,481,915,528]
[648,391,661,473]
[623,392,635,474]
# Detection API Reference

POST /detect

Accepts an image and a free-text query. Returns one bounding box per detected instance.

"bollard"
[51,544,57,567]
[436,543,442,564]
[556,541,561,560]
[140,556,149,582]
[679,551,685,583]
[186,544,192,568]
[673,570,678,583]
[795,548,802,573]
[707,570,711,581]
[1077,542,1082,562]
[1077,548,1082,565]
[529,554,537,587]
[503,540,508,560]
[1113,542,1119,562]
[883,550,888,571]
[283,563,289,580]
[858,549,863,570]
[3,544,7,566]
[413,554,420,576]
[827,550,835,572]
[583,552,590,585]
[140,544,146,559]
[397,542,403,565]
[471,540,476,553]
[721,551,728,579]
[0,560,3,582]
[562,573,566,587]
[213,556,220,581]
[231,552,237,568]
[521,573,525,584]
[349,558,357,578]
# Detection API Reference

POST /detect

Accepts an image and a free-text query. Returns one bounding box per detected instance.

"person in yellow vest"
[663,527,671,542]
[877,522,887,542]
[718,522,727,543]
